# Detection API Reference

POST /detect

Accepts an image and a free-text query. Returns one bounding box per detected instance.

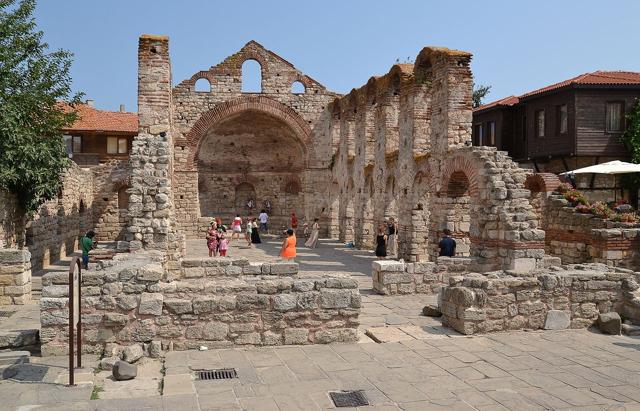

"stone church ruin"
[1,35,640,354]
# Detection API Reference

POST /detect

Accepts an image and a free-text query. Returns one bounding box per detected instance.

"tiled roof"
[473,95,519,113]
[476,71,640,112]
[63,104,138,133]
[520,71,640,98]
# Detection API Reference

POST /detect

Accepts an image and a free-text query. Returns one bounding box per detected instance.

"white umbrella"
[559,160,640,175]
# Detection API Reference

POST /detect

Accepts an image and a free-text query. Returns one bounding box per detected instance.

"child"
[245,217,253,247]
[218,231,229,257]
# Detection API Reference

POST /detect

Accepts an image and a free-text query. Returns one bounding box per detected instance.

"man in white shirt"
[258,209,269,233]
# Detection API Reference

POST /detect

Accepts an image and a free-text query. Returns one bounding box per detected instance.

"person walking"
[80,230,96,269]
[231,214,242,242]
[258,209,269,233]
[386,217,398,258]
[218,231,229,257]
[305,218,320,248]
[438,228,456,257]
[206,221,219,257]
[291,211,298,232]
[251,218,262,244]
[280,228,297,261]
[375,224,387,259]
[245,217,253,247]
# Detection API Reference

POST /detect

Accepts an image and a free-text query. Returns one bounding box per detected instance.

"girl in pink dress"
[218,231,229,257]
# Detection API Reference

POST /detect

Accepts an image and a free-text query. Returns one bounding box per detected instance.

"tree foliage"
[472,83,491,108]
[620,99,640,190]
[0,0,82,216]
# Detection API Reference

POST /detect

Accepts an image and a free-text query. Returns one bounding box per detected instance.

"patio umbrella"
[559,160,640,175]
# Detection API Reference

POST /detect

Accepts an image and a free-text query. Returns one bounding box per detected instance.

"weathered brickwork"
[40,253,360,355]
[440,264,640,335]
[372,258,474,295]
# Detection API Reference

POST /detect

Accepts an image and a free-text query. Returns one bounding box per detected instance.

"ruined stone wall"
[40,254,360,355]
[440,264,640,335]
[24,164,94,272]
[0,249,31,305]
[92,161,131,242]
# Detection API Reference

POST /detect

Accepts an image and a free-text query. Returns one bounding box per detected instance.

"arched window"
[447,171,470,197]
[291,81,305,94]
[285,181,300,195]
[241,60,262,92]
[118,186,130,210]
[195,78,211,92]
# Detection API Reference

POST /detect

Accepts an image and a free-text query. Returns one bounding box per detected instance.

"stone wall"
[92,161,131,242]
[40,253,360,355]
[440,264,640,335]
[0,249,31,305]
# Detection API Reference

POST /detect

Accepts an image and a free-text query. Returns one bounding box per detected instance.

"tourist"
[258,209,269,233]
[231,214,242,242]
[291,211,298,232]
[80,230,96,269]
[375,224,387,259]
[438,228,456,257]
[206,221,219,257]
[387,217,398,258]
[303,222,310,238]
[218,231,228,257]
[305,218,320,248]
[280,228,297,260]
[245,217,253,247]
[251,218,261,244]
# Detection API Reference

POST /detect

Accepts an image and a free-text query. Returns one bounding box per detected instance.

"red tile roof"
[63,104,138,133]
[476,71,640,112]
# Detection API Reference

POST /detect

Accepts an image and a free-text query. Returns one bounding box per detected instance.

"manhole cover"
[0,311,15,318]
[329,390,369,407]
[195,368,238,381]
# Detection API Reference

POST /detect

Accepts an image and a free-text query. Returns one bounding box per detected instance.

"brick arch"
[185,96,315,169]
[524,173,561,193]
[440,154,483,200]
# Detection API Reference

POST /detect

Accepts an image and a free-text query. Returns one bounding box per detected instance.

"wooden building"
[62,101,138,166]
[473,71,640,176]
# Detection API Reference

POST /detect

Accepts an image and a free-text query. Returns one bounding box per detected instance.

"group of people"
[375,217,457,259]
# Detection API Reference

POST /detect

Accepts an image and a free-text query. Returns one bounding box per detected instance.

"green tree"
[472,83,491,108]
[0,0,82,216]
[620,99,640,194]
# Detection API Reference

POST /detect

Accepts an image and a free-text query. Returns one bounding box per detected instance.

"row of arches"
[194,59,308,94]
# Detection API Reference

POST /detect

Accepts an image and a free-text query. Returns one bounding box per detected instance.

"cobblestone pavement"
[1,238,639,410]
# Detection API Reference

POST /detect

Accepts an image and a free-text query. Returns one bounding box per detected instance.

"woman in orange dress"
[280,228,297,260]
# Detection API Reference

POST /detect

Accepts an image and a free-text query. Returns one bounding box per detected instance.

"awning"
[559,160,640,175]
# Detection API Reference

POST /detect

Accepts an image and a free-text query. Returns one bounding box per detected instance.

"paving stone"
[544,310,570,330]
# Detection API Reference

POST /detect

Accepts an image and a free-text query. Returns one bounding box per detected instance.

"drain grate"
[329,390,369,407]
[0,311,15,318]
[196,368,238,381]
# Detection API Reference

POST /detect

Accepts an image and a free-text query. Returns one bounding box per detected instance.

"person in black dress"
[250,218,262,244]
[375,224,387,258]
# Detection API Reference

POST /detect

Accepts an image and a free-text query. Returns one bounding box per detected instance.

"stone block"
[544,310,570,330]
[422,304,442,317]
[113,360,137,381]
[202,322,228,341]
[284,328,309,345]
[183,267,204,278]
[104,313,128,325]
[138,293,163,315]
[116,295,139,311]
[235,332,261,345]
[270,263,298,275]
[136,264,164,282]
[272,294,297,312]
[371,260,404,272]
[164,298,192,314]
[242,263,262,275]
[122,344,144,363]
[598,312,621,335]
[192,297,216,314]
[320,289,351,309]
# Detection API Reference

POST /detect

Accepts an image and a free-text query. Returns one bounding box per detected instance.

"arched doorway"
[196,108,307,228]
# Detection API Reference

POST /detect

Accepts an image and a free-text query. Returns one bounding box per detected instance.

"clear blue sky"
[35,0,640,112]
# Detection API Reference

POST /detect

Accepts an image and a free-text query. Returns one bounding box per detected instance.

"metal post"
[68,256,82,386]
[68,258,75,387]
[77,260,82,369]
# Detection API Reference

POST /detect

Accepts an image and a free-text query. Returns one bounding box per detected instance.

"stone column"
[0,249,31,305]
[128,35,182,258]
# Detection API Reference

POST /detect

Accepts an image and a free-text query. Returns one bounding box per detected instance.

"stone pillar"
[0,249,31,305]
[128,35,182,258]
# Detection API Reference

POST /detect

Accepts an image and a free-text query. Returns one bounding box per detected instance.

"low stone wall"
[0,249,31,305]
[439,264,640,335]
[372,257,477,295]
[40,254,360,355]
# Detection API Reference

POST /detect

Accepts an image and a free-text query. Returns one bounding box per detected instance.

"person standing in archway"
[280,228,297,260]
[439,228,456,257]
[258,209,269,233]
[387,217,398,258]
[375,224,387,259]
[251,218,261,244]
[305,218,320,249]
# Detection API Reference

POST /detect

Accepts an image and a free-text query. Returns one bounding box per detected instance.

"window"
[535,110,545,138]
[194,77,211,92]
[107,136,128,154]
[291,81,305,94]
[487,121,496,146]
[63,134,82,156]
[606,102,624,133]
[241,59,262,92]
[557,105,568,134]
[474,123,483,145]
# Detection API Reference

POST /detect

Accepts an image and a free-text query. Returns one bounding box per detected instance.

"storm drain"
[329,390,369,407]
[0,311,15,318]
[195,368,238,381]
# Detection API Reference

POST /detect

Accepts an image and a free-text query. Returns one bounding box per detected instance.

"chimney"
[86,99,94,107]
[119,104,125,113]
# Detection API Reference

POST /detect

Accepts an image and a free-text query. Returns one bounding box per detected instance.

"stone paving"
[1,237,640,410]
